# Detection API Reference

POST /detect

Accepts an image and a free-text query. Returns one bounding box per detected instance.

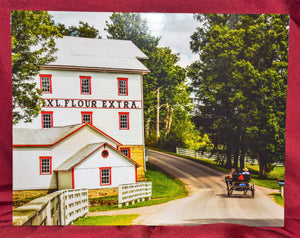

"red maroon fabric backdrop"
[1,0,299,237]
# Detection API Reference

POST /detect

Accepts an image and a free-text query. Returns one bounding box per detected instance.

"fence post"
[118,182,152,207]
[278,179,285,198]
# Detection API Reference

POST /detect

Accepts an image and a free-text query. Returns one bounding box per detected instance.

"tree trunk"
[156,87,161,143]
[164,103,173,139]
[257,152,266,178]
[225,141,232,168]
[239,137,246,170]
[233,144,239,169]
[145,108,151,139]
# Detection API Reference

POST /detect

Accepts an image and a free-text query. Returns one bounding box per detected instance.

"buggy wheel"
[251,182,255,198]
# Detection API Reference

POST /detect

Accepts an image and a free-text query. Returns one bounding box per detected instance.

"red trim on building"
[100,167,112,186]
[140,74,144,111]
[120,147,131,158]
[34,97,142,110]
[119,112,130,130]
[39,74,52,94]
[88,123,123,145]
[80,76,92,95]
[135,165,137,183]
[81,111,93,124]
[68,144,105,170]
[39,156,52,175]
[14,123,123,147]
[72,169,75,189]
[117,78,128,96]
[101,149,109,158]
[14,144,52,147]
[40,65,149,74]
[41,111,53,129]
[61,142,140,171]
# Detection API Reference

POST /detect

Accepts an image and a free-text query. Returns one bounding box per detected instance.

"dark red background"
[0,0,299,237]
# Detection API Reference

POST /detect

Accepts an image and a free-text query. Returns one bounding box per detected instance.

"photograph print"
[12,11,287,227]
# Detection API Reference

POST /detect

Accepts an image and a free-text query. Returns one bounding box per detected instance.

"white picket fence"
[176,147,284,166]
[63,189,89,225]
[118,182,152,207]
[176,147,203,159]
[13,189,88,226]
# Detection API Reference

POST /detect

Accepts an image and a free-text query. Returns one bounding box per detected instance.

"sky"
[49,11,200,68]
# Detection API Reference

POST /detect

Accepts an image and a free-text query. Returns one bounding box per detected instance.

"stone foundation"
[88,188,118,199]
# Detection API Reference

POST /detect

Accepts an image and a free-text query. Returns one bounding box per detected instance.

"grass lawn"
[238,165,285,189]
[89,162,188,212]
[272,193,285,207]
[73,214,140,226]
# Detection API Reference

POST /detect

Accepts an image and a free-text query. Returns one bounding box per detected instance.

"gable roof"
[54,142,140,171]
[13,123,122,147]
[41,36,149,74]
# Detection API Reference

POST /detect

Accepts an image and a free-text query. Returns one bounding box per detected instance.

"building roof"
[13,123,122,147]
[41,36,149,74]
[55,142,140,171]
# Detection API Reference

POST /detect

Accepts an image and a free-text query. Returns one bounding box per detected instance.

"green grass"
[73,214,140,226]
[272,193,285,207]
[146,162,188,199]
[242,165,285,189]
[89,162,188,212]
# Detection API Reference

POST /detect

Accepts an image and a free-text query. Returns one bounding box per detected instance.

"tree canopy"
[57,21,101,38]
[106,12,205,150]
[105,13,159,54]
[189,14,289,176]
[11,10,62,124]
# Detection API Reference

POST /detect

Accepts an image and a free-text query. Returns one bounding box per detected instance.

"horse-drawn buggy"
[225,172,255,198]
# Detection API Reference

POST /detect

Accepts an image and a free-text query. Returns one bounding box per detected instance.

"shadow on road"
[215,193,254,199]
[182,218,284,227]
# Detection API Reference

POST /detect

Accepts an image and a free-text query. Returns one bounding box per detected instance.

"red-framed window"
[41,111,53,128]
[81,111,93,124]
[39,156,52,175]
[119,112,129,130]
[101,150,109,158]
[118,78,128,96]
[120,147,131,158]
[80,76,91,95]
[39,74,52,94]
[100,167,111,185]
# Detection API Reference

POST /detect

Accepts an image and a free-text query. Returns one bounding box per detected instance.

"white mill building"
[13,36,149,191]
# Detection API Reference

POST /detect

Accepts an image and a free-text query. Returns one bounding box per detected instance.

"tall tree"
[105,13,159,54]
[189,14,288,176]
[11,11,62,124]
[105,13,187,145]
[145,47,186,143]
[57,21,101,38]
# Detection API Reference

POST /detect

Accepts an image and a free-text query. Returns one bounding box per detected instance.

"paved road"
[88,150,284,227]
[134,150,284,227]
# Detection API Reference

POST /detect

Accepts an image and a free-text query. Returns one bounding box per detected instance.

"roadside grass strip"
[89,162,188,212]
[73,214,140,226]
[271,193,285,207]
